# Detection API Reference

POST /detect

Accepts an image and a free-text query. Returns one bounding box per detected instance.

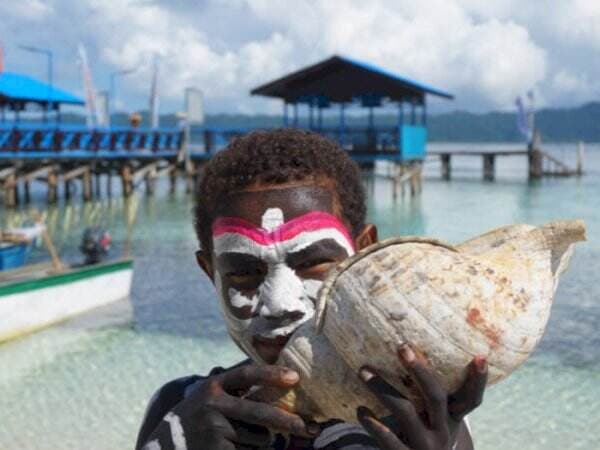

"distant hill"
[56,102,600,143]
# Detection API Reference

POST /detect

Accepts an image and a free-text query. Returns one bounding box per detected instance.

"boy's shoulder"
[135,363,245,449]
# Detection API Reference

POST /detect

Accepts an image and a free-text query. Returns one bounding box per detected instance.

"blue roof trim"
[337,55,453,99]
[0,72,84,105]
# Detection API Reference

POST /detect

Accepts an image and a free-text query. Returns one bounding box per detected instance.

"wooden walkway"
[428,148,582,181]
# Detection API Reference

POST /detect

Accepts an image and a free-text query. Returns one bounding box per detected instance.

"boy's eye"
[226,267,266,286]
[295,258,336,271]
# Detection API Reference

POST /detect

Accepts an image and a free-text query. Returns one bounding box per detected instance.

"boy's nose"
[263,310,305,324]
[257,264,311,322]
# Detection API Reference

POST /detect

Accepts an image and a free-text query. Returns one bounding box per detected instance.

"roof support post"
[398,101,404,126]
[411,98,416,125]
[339,103,345,144]
[293,103,298,127]
[309,100,314,129]
[317,106,322,131]
[368,106,374,129]
[422,100,427,126]
[283,102,288,127]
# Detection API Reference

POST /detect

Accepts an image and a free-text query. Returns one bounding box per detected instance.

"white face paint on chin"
[211,208,356,363]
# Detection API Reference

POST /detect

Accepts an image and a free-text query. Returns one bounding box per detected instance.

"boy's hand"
[143,365,315,450]
[356,344,487,450]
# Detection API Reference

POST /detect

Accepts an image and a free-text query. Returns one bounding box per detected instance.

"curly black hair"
[194,128,366,252]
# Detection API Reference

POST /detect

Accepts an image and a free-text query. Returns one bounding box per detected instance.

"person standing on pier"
[135,129,487,450]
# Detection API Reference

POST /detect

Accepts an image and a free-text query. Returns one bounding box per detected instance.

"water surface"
[1,143,598,449]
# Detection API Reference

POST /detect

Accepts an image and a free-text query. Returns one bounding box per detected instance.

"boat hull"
[0,259,133,343]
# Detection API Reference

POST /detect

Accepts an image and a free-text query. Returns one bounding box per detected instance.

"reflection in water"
[1,145,600,449]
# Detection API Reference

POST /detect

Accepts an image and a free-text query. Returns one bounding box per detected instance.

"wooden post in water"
[107,171,113,197]
[576,142,584,175]
[24,180,30,203]
[95,171,102,198]
[4,173,16,207]
[121,165,133,197]
[83,168,92,201]
[47,169,58,203]
[64,179,71,200]
[169,167,177,194]
[528,130,543,179]
[441,153,451,180]
[483,154,496,181]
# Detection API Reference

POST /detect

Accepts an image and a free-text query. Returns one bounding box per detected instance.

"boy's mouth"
[252,334,291,364]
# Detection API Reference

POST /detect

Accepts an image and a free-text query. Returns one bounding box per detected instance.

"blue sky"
[1,0,599,116]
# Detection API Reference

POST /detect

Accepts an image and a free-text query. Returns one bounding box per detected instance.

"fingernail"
[358,367,375,382]
[473,355,487,373]
[306,422,321,436]
[282,370,299,383]
[398,344,415,364]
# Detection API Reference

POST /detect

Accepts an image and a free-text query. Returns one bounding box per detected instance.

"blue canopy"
[0,72,84,106]
[251,55,454,104]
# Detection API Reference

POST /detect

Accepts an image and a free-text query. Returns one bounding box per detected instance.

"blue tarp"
[0,72,84,105]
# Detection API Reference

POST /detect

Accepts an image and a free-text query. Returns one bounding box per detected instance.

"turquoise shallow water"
[1,143,599,449]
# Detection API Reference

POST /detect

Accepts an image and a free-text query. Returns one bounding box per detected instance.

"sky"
[1,0,599,116]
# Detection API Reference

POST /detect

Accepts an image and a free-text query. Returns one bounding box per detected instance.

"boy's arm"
[135,365,317,450]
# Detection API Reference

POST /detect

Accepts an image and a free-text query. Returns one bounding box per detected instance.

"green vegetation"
[57,102,600,143]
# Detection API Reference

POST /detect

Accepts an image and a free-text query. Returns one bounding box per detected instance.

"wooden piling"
[483,154,496,181]
[107,172,113,197]
[441,153,451,180]
[169,167,177,194]
[83,169,92,201]
[528,148,543,179]
[121,165,133,197]
[4,173,16,207]
[24,180,31,203]
[48,170,58,203]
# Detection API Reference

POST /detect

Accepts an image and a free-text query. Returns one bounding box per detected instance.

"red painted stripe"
[212,211,354,248]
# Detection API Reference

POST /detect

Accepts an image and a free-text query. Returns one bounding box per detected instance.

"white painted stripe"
[314,422,370,448]
[142,439,161,450]
[164,412,188,450]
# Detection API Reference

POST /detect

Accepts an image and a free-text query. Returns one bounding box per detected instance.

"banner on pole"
[149,55,160,128]
[78,44,98,128]
[185,87,204,124]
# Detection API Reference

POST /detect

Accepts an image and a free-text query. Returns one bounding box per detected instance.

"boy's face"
[201,180,374,364]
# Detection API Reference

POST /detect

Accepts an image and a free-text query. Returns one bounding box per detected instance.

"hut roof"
[0,72,84,106]
[251,55,453,104]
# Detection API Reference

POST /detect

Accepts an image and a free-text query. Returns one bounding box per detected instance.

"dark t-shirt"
[135,363,379,450]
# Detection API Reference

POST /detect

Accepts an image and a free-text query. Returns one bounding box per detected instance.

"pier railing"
[193,124,427,162]
[0,124,183,156]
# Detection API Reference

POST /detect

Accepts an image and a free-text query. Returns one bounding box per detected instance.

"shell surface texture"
[255,220,586,423]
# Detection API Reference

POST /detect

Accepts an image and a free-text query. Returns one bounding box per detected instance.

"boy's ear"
[355,223,378,251]
[195,250,214,282]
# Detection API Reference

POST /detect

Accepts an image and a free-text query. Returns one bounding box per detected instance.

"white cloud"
[0,0,54,21]
[3,0,600,113]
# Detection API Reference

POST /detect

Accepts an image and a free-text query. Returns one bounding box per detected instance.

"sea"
[0,142,599,450]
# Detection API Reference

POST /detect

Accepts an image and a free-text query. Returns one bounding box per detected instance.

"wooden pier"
[429,146,583,181]
[0,125,186,207]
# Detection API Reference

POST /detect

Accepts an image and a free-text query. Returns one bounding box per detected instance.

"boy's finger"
[197,408,271,447]
[398,344,448,433]
[219,365,299,392]
[448,356,488,421]
[357,406,410,450]
[213,395,312,437]
[358,367,427,447]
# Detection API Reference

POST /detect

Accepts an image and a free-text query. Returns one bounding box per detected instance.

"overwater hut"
[251,55,453,163]
[0,72,84,122]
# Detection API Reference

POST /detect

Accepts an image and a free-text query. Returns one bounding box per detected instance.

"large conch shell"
[251,220,586,423]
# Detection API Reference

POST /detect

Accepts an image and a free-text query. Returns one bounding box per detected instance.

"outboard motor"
[80,226,111,265]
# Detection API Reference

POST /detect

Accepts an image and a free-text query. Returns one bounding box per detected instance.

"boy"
[136,129,487,450]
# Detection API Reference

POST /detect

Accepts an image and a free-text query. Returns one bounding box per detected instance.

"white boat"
[0,258,133,343]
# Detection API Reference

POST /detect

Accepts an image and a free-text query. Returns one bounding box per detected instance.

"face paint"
[212,209,355,363]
